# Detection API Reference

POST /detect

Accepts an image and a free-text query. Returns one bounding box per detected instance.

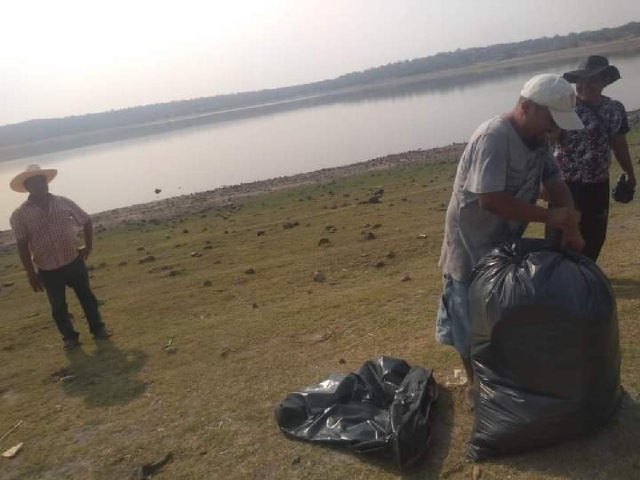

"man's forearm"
[544,179,575,209]
[612,135,636,180]
[83,220,93,250]
[479,192,550,224]
[17,242,36,276]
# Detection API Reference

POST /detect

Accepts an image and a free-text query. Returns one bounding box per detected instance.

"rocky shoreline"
[1,109,638,250]
[0,142,466,249]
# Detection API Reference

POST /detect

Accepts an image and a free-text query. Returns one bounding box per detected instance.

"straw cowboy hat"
[10,164,57,193]
[563,55,621,86]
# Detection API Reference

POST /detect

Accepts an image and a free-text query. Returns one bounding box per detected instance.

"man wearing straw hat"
[550,55,636,261]
[9,165,111,349]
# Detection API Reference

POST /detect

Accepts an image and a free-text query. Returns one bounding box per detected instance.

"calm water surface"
[1,52,639,229]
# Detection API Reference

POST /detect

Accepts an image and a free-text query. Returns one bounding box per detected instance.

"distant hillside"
[1,21,639,158]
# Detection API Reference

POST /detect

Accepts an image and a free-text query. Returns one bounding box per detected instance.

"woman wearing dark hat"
[552,55,636,261]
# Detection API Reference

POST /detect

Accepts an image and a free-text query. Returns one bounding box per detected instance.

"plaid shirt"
[10,194,90,271]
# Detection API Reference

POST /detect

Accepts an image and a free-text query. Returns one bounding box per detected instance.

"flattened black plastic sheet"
[468,239,621,460]
[275,356,438,469]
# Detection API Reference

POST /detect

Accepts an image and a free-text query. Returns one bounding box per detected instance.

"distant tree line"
[1,21,639,148]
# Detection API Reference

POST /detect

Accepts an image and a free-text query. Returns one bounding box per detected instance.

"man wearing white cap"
[436,74,585,407]
[9,165,110,349]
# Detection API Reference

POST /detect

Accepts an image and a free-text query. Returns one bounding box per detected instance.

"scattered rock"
[117,261,128,267]
[339,358,346,364]
[311,331,333,343]
[169,270,181,277]
[292,455,301,466]
[372,223,382,229]
[136,246,145,252]
[2,282,14,288]
[139,255,156,264]
[182,229,189,234]
[313,271,325,283]
[60,375,76,384]
[282,221,300,229]
[203,280,212,287]
[417,234,428,239]
[154,188,162,195]
[148,265,173,273]
[257,230,266,236]
[385,251,396,259]
[472,465,482,480]
[203,245,213,250]
[141,452,174,478]
[401,274,412,282]
[324,225,335,231]
[163,338,177,355]
[2,443,23,459]
[363,232,376,241]
[318,238,330,246]
[373,188,384,197]
[205,240,212,244]
[252,302,259,309]
[244,268,256,275]
[367,196,380,204]
[375,261,386,269]
[220,347,237,358]
[165,235,170,240]
[190,252,202,258]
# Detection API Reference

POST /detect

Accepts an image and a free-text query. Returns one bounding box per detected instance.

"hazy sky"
[2,0,639,126]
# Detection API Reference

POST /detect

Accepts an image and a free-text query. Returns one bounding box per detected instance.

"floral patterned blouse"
[554,96,630,183]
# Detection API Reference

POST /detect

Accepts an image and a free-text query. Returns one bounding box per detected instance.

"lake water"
[1,51,640,230]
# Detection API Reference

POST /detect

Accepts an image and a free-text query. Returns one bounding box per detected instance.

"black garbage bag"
[613,173,635,204]
[275,356,438,469]
[468,239,620,461]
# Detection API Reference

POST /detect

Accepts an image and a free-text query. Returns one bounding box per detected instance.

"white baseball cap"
[520,74,584,130]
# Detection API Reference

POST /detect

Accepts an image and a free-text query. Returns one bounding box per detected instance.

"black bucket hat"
[563,55,621,86]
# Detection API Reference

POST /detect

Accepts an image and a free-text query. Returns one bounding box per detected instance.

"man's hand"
[561,228,585,253]
[78,246,92,261]
[627,173,637,190]
[27,271,43,292]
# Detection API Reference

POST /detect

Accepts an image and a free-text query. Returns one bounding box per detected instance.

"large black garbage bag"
[275,356,438,469]
[468,239,620,460]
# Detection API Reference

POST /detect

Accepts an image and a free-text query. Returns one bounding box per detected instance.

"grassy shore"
[0,123,638,479]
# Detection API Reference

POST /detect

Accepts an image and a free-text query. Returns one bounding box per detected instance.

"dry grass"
[0,129,639,479]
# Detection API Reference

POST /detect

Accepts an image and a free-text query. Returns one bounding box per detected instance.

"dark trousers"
[39,258,105,340]
[546,180,609,262]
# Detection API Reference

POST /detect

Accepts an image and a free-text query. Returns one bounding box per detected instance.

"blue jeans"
[435,274,471,358]
[39,258,105,341]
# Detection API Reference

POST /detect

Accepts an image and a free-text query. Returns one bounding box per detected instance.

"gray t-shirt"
[439,116,563,282]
